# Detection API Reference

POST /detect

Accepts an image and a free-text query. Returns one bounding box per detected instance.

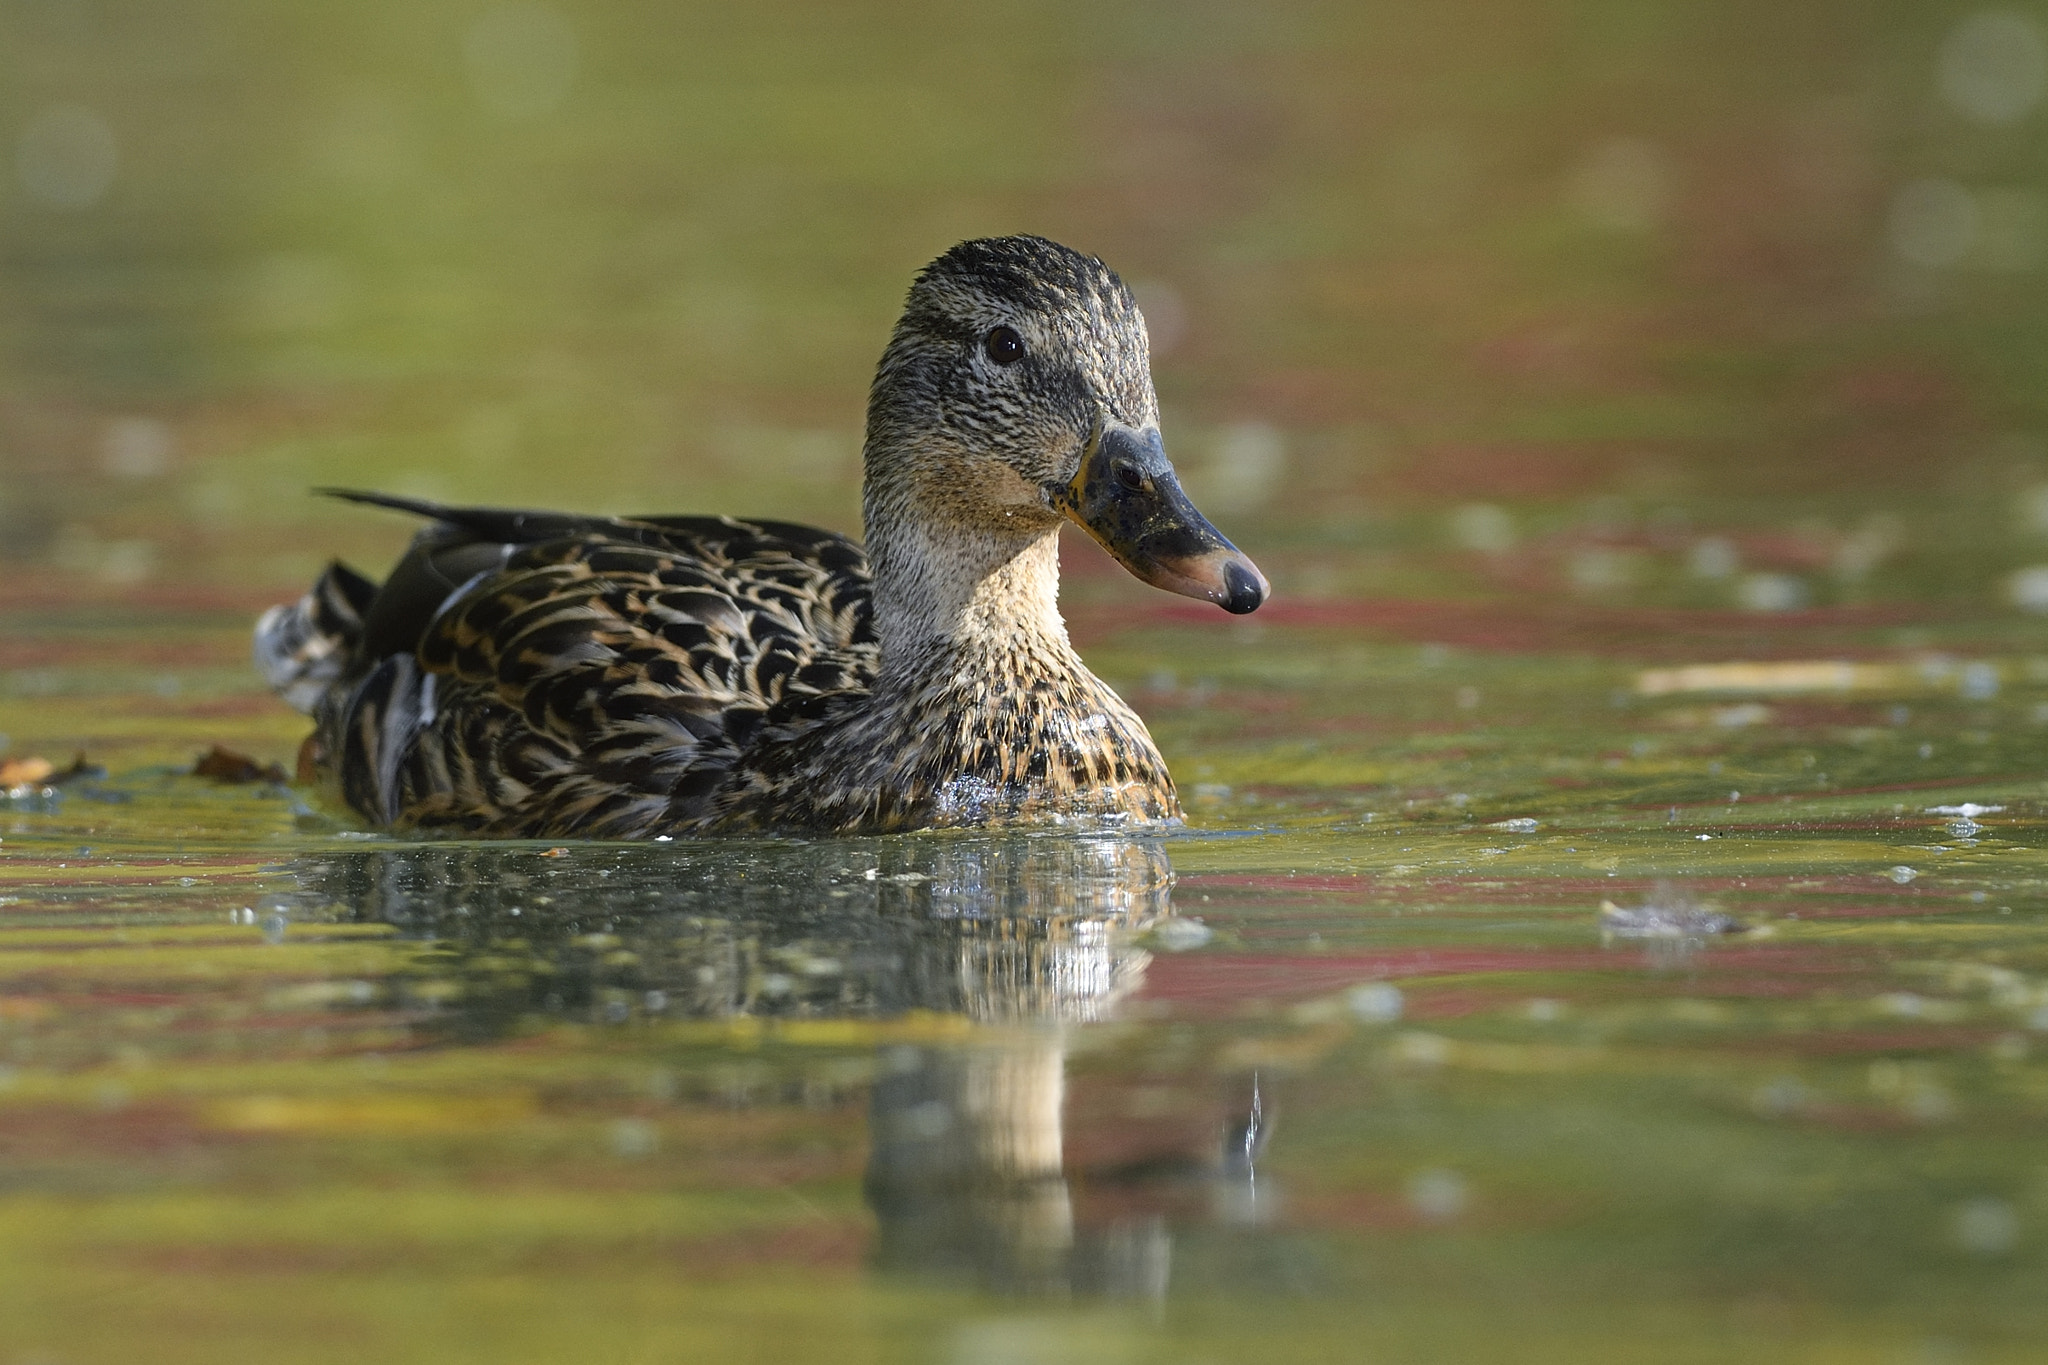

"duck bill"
[1047,424,1269,615]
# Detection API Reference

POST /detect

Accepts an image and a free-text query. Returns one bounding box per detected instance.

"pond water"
[8,1,2048,1361]
[7,604,2048,1363]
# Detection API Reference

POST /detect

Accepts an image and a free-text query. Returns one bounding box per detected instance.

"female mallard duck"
[257,235,1267,837]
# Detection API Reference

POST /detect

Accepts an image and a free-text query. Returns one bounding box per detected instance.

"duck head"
[864,235,1268,617]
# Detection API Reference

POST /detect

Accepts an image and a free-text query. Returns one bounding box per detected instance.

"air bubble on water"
[609,1118,658,1158]
[1689,536,1739,579]
[1908,1085,1958,1123]
[1346,982,1404,1023]
[1449,503,1516,554]
[1526,998,1565,1022]
[1569,547,1638,594]
[1406,1168,1469,1222]
[1951,1197,2019,1255]
[2006,565,2048,613]
[1959,662,2000,699]
[1939,11,2048,124]
[1392,1032,1451,1068]
[1890,866,1919,884]
[1489,817,1539,832]
[1152,918,1214,952]
[1737,572,1808,612]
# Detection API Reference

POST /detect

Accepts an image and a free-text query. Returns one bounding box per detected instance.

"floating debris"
[3,751,104,799]
[192,745,288,784]
[1637,661,1910,696]
[1150,918,1214,952]
[1599,889,1744,939]
[0,756,54,787]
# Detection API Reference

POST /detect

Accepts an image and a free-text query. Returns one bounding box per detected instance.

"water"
[8,0,2048,1359]
[7,619,2048,1361]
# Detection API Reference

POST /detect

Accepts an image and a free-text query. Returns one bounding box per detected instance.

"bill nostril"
[1221,561,1266,615]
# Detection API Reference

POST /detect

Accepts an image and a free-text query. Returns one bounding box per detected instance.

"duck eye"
[1113,462,1146,492]
[983,326,1025,366]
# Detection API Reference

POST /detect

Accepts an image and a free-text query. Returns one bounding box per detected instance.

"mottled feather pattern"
[310,514,882,838]
[710,631,1176,834]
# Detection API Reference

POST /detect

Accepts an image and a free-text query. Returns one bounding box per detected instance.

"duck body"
[258,236,1264,838]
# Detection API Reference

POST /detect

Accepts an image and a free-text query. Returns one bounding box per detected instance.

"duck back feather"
[283,492,877,838]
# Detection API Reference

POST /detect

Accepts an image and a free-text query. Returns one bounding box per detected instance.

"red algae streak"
[1092,598,1956,658]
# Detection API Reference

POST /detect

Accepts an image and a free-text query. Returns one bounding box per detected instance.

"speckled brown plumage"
[256,235,1264,838]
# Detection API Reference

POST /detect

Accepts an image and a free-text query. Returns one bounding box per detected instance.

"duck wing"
[308,492,877,837]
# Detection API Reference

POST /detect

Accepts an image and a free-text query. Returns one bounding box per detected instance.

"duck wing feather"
[314,492,877,837]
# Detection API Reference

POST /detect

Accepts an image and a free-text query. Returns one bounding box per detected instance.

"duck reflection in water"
[290,831,1270,1298]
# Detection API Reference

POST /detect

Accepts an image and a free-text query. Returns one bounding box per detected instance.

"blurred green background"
[5,0,2048,620]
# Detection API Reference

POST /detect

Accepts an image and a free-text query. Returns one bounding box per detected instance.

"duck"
[255,235,1268,838]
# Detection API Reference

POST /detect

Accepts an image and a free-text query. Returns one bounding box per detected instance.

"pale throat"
[868,515,1072,678]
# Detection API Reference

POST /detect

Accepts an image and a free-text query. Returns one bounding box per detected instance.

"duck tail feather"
[316,488,459,520]
[317,487,610,545]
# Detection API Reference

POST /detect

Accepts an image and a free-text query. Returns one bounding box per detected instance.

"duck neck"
[864,504,1075,686]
